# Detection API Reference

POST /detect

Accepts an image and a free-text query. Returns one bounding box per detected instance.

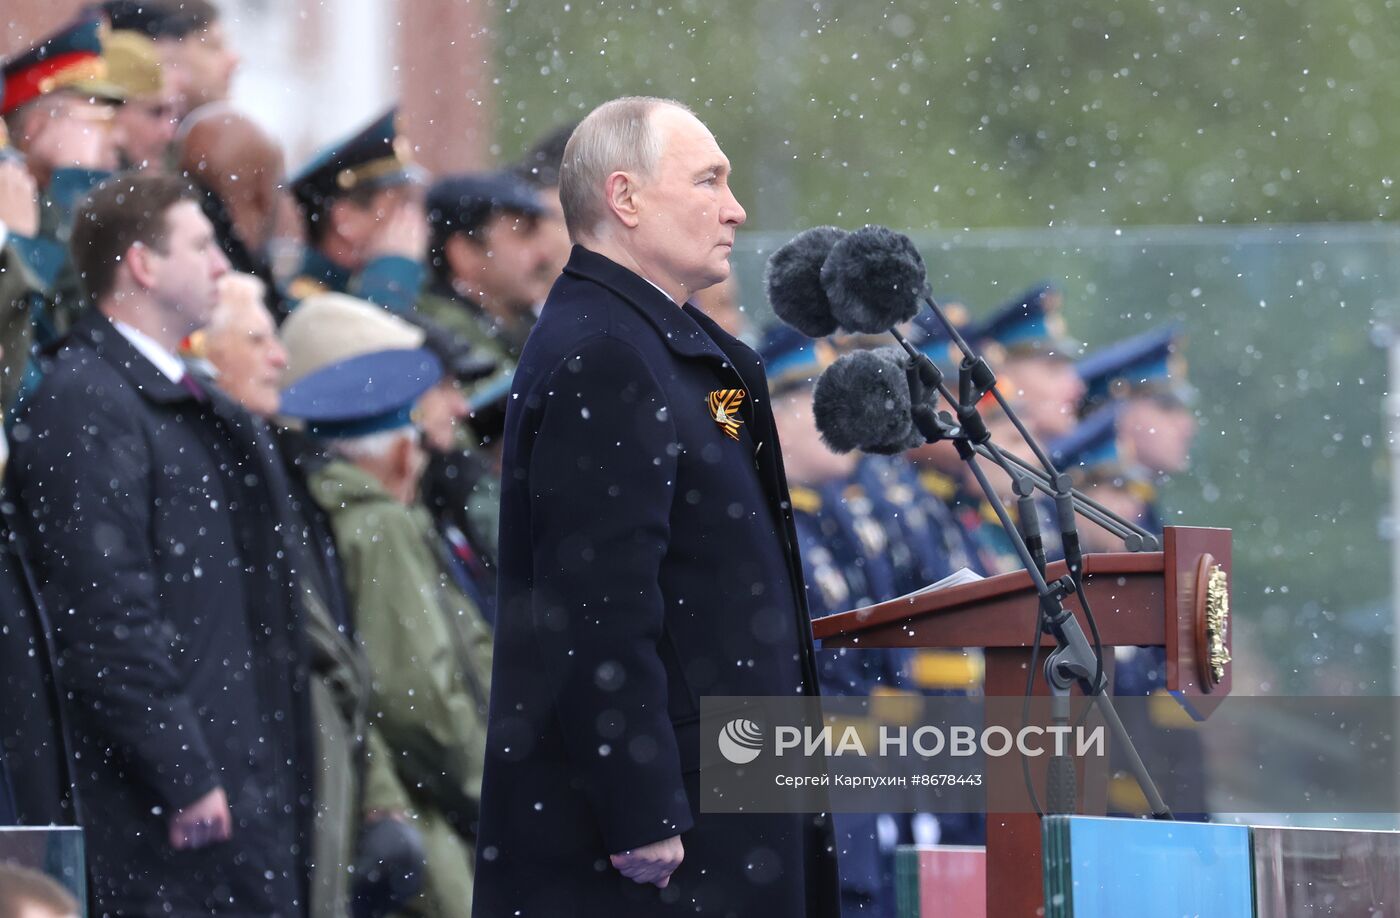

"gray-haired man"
[474,96,838,918]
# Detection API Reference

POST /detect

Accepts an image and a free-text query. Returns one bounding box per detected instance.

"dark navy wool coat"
[6,312,313,917]
[474,247,839,917]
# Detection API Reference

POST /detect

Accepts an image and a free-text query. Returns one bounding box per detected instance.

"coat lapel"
[67,311,196,406]
[684,305,788,509]
[561,246,731,364]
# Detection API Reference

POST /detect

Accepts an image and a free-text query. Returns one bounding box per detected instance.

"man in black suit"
[6,174,312,916]
[474,96,838,918]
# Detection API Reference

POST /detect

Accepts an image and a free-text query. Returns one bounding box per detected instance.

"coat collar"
[683,302,769,395]
[309,456,398,509]
[561,245,731,365]
[68,310,196,406]
[298,246,352,293]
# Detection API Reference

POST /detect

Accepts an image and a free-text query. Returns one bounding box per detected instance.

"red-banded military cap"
[1,18,126,116]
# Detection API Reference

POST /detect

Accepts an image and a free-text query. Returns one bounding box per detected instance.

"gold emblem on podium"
[1205,564,1231,684]
[1193,553,1232,690]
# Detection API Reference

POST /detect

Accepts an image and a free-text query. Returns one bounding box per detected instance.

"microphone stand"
[979,442,1158,551]
[883,314,1172,821]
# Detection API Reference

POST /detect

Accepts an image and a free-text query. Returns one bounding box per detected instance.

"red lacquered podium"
[811,526,1233,917]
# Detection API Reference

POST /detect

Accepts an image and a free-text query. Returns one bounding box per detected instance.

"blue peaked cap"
[1049,402,1124,480]
[759,324,835,394]
[280,347,442,439]
[1076,323,1193,411]
[968,283,1075,358]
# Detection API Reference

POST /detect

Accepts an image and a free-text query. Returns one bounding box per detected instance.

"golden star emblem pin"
[707,388,746,441]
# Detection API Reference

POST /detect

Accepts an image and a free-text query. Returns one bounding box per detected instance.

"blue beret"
[280,347,442,439]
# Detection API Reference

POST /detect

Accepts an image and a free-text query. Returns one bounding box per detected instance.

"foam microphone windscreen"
[812,347,924,455]
[764,226,849,338]
[820,225,930,334]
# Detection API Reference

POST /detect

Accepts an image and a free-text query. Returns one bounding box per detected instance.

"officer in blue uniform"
[1050,403,1209,819]
[965,284,1092,563]
[1076,323,1198,533]
[286,108,428,315]
[763,325,909,916]
[1073,330,1197,693]
[888,313,990,580]
[1048,403,1149,550]
[900,309,1005,577]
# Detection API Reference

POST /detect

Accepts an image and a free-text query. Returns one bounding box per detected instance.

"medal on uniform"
[708,389,746,440]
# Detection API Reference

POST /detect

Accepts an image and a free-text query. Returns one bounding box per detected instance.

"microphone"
[764,225,849,337]
[811,347,926,455]
[1014,476,1048,575]
[821,225,929,334]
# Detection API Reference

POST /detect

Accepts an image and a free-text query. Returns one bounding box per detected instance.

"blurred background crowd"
[0,1,1384,917]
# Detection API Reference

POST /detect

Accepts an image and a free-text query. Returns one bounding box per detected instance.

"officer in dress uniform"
[965,283,1094,564]
[1048,404,1149,552]
[1076,323,1198,532]
[1050,401,1209,819]
[1071,325,1207,819]
[850,318,986,696]
[762,325,907,917]
[2,17,126,341]
[286,108,428,314]
[0,96,44,418]
[1074,329,1198,689]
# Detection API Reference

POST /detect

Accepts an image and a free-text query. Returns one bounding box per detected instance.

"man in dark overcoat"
[5,174,313,916]
[473,97,839,918]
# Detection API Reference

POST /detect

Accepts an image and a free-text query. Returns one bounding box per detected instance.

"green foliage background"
[491,0,1398,229]
[489,0,1400,692]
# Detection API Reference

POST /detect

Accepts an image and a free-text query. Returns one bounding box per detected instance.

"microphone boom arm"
[887,328,1157,551]
[885,302,1172,821]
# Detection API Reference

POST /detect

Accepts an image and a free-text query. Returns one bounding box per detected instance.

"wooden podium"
[811,526,1233,917]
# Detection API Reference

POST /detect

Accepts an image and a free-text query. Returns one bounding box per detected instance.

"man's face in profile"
[476,209,554,312]
[635,107,746,298]
[145,201,231,329]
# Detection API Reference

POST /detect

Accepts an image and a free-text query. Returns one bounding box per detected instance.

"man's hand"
[168,786,233,851]
[610,834,684,889]
[0,161,39,238]
[366,198,428,262]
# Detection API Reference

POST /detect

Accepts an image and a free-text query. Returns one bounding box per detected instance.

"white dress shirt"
[111,320,187,383]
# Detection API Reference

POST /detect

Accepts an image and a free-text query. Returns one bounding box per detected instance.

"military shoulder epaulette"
[918,469,958,502]
[911,649,985,690]
[789,485,821,515]
[841,482,869,502]
[287,276,329,302]
[1127,478,1158,504]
